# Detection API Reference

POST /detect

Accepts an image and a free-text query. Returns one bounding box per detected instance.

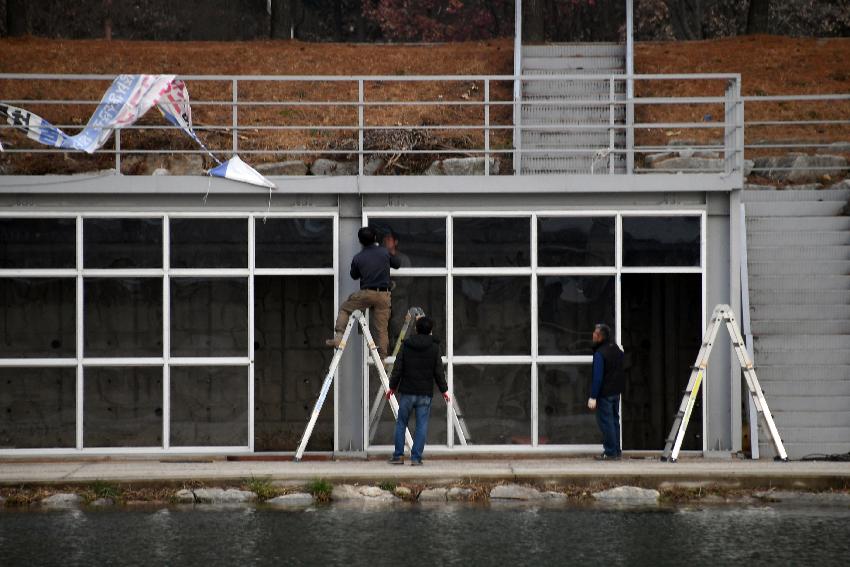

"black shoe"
[388,456,404,465]
[410,460,423,466]
[594,453,621,461]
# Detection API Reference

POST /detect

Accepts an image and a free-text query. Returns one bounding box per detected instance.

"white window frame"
[363,208,706,454]
[0,211,338,455]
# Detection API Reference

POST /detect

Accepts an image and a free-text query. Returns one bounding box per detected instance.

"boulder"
[41,493,84,508]
[828,141,850,152]
[593,486,660,504]
[489,484,545,501]
[89,498,115,507]
[310,159,358,176]
[418,488,448,502]
[192,488,257,504]
[753,490,850,506]
[829,179,850,190]
[331,484,396,502]
[255,160,308,176]
[266,493,314,508]
[363,157,386,176]
[753,154,848,183]
[447,487,475,501]
[174,489,196,503]
[394,486,413,498]
[425,157,499,176]
[651,156,753,175]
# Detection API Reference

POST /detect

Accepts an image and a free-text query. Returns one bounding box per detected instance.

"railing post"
[114,129,121,174]
[514,0,522,175]
[626,0,635,174]
[358,79,364,176]
[484,79,490,177]
[609,76,615,174]
[724,77,743,176]
[231,79,238,155]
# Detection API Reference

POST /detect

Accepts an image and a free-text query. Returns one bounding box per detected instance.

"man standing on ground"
[326,226,400,360]
[386,316,449,466]
[587,323,624,460]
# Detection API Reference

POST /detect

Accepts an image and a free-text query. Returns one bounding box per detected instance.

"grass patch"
[243,476,278,501]
[378,481,397,492]
[88,480,122,502]
[306,479,333,503]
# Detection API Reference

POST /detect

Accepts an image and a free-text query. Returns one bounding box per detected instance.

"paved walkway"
[1,457,848,487]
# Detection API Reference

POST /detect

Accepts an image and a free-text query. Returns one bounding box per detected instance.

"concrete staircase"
[743,188,850,459]
[520,43,626,174]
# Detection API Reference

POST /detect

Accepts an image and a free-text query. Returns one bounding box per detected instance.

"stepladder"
[367,307,472,446]
[662,304,788,463]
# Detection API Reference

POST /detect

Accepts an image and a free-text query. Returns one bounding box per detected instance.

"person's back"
[351,244,397,290]
[392,334,446,396]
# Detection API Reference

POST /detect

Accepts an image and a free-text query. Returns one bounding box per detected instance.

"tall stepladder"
[662,304,788,463]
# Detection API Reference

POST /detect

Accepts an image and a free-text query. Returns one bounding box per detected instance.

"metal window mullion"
[536,355,594,365]
[701,211,708,454]
[446,215,454,449]
[615,213,623,454]
[333,213,340,452]
[248,216,255,452]
[232,79,238,154]
[536,267,617,276]
[75,215,84,451]
[451,267,532,277]
[484,79,490,177]
[530,213,538,447]
[358,79,364,176]
[163,216,170,450]
[168,357,251,366]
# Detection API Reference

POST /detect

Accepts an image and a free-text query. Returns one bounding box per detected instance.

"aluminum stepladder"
[661,304,788,463]
[294,309,413,461]
[366,307,472,446]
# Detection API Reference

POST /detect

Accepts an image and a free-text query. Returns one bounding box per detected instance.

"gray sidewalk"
[1,457,848,488]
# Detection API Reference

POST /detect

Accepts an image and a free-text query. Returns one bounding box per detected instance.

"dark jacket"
[389,334,447,397]
[591,341,625,398]
[350,244,401,289]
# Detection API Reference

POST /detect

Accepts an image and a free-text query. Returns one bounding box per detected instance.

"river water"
[1,503,849,566]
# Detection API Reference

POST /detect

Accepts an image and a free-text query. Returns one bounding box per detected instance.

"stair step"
[767,415,850,431]
[760,441,850,459]
[743,188,850,202]
[522,81,621,97]
[522,108,626,120]
[750,289,850,305]
[748,275,850,291]
[747,216,850,232]
[747,231,850,247]
[751,319,850,335]
[767,396,850,412]
[748,245,850,261]
[745,201,849,217]
[522,132,624,145]
[748,261,850,276]
[751,304,850,320]
[755,365,850,382]
[523,43,625,57]
[522,56,624,70]
[753,350,850,365]
[753,379,850,397]
[754,335,850,351]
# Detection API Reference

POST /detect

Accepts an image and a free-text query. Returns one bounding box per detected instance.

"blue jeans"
[595,394,621,457]
[393,394,432,462]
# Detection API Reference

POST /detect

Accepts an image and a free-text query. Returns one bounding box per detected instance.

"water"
[1,503,849,566]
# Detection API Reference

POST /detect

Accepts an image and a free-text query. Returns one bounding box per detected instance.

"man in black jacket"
[588,323,625,460]
[386,316,449,466]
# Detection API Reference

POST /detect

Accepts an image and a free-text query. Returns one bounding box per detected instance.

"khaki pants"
[334,289,392,358]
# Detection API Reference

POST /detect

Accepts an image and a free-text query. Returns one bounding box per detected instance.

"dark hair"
[595,323,611,342]
[415,316,434,336]
[357,227,377,246]
[383,228,399,243]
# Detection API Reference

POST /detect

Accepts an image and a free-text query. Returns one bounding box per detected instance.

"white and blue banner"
[0,74,275,189]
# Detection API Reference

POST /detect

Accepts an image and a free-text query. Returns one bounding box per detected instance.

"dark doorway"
[621,274,702,450]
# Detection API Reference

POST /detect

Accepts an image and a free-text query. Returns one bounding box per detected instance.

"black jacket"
[389,334,447,397]
[350,244,401,289]
[591,341,625,398]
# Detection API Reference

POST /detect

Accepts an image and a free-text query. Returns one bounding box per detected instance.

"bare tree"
[746,0,770,34]
[5,0,30,36]
[104,0,112,40]
[270,0,294,39]
[524,0,545,41]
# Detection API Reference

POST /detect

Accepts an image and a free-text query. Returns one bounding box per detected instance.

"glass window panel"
[0,218,76,269]
[538,365,598,444]
[84,218,162,269]
[368,217,446,268]
[170,278,248,357]
[255,218,333,269]
[83,366,162,447]
[453,217,530,267]
[84,278,162,357]
[538,276,615,356]
[388,277,446,351]
[452,365,530,444]
[170,218,247,269]
[0,278,75,358]
[538,216,615,267]
[0,367,75,449]
[622,216,701,267]
[454,277,530,356]
[254,275,334,451]
[170,366,249,446]
[367,366,447,446]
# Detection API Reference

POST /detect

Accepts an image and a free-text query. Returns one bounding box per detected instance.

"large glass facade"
[0,214,336,452]
[364,211,704,449]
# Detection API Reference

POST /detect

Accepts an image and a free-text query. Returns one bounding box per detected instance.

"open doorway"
[621,274,702,451]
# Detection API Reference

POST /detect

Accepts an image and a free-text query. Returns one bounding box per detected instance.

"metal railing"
[0,72,792,179]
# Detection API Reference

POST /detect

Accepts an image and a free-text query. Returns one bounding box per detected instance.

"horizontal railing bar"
[744,94,850,102]
[745,143,850,149]
[746,120,850,126]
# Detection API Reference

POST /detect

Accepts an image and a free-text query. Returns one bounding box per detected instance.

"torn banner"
[0,74,275,189]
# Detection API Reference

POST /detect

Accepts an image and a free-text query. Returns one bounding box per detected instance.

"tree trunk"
[104,0,112,41]
[746,0,770,34]
[270,0,293,39]
[524,0,545,42]
[669,0,704,40]
[6,0,30,37]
